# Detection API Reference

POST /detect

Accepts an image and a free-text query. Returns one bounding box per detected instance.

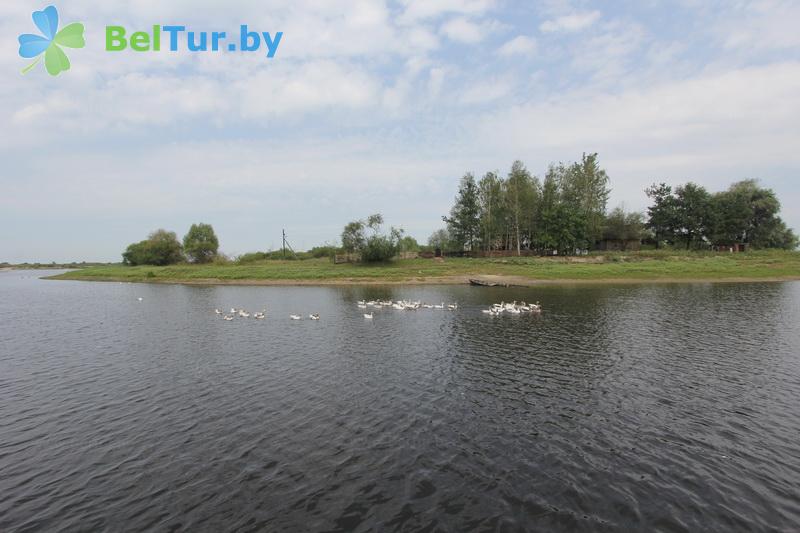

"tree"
[122,229,184,266]
[443,173,481,251]
[341,221,366,253]
[398,236,420,252]
[505,160,537,255]
[362,227,403,262]
[561,153,611,247]
[536,164,582,254]
[428,228,451,251]
[477,172,505,252]
[183,223,219,263]
[603,207,645,243]
[341,214,404,262]
[723,180,789,248]
[366,213,384,234]
[645,183,679,248]
[674,183,712,249]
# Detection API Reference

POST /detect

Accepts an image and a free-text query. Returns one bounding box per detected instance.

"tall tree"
[477,171,504,252]
[536,164,581,254]
[183,223,219,263]
[561,153,611,248]
[645,183,679,248]
[505,160,539,255]
[443,173,481,251]
[674,183,712,249]
[341,221,366,253]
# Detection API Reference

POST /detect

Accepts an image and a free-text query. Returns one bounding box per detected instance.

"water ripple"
[0,273,799,531]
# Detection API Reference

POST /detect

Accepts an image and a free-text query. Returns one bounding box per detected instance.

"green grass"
[45,250,800,284]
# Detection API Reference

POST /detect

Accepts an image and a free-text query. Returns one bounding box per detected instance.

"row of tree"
[122,224,219,266]
[646,180,797,250]
[436,154,796,253]
[440,153,615,254]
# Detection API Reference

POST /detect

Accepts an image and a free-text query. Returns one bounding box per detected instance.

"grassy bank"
[45,250,800,285]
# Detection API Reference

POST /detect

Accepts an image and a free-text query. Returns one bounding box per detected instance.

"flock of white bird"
[204,299,541,321]
[481,301,541,316]
[356,299,459,319]
[213,307,321,321]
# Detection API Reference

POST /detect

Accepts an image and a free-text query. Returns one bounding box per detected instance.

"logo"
[18,5,85,76]
[105,26,282,57]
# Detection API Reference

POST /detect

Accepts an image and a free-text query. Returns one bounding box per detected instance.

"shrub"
[361,235,399,262]
[122,229,184,266]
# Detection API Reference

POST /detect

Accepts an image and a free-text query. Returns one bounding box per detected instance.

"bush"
[309,245,337,258]
[212,254,233,265]
[237,252,268,264]
[361,235,399,262]
[122,229,184,266]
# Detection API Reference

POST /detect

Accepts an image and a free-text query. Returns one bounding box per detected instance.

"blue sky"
[1,0,799,262]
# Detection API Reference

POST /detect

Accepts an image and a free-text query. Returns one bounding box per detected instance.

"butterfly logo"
[18,5,85,76]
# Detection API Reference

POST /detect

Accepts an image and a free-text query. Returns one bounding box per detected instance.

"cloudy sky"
[1,0,799,262]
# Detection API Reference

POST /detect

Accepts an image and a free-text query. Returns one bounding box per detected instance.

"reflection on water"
[1,271,799,531]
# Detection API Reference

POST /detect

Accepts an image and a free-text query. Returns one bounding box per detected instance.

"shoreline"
[44,273,800,287]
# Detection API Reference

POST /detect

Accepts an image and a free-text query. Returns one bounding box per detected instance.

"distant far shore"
[43,251,800,287]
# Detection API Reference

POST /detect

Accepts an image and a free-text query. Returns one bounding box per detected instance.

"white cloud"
[474,61,800,217]
[459,78,513,104]
[399,0,496,22]
[540,11,601,33]
[716,0,800,51]
[2,0,800,261]
[440,17,485,43]
[498,36,537,56]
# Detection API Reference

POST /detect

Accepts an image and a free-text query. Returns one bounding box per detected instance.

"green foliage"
[535,164,586,254]
[477,171,505,251]
[341,214,404,262]
[603,207,645,241]
[361,235,399,262]
[560,153,610,246]
[443,154,612,255]
[645,179,797,250]
[645,183,679,248]
[427,228,451,251]
[183,223,219,263]
[398,236,420,252]
[674,183,712,249]
[341,220,366,253]
[443,173,481,251]
[309,245,337,258]
[237,252,269,263]
[122,229,184,266]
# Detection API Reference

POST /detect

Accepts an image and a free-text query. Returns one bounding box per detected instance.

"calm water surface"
[1,271,799,532]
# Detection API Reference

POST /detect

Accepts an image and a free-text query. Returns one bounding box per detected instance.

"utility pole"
[281,229,297,259]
